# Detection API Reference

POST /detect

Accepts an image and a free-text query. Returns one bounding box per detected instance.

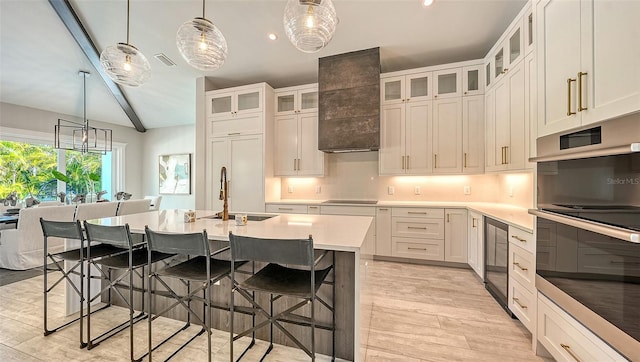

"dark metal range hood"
[318,47,380,153]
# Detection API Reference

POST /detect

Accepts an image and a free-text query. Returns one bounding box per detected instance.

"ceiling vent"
[153,53,177,67]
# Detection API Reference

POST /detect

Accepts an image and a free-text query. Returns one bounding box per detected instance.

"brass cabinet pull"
[408,211,427,215]
[308,206,318,209]
[513,262,528,271]
[464,153,467,168]
[406,155,410,169]
[434,154,438,168]
[504,146,509,164]
[402,155,405,170]
[446,213,450,223]
[278,207,294,211]
[472,217,477,228]
[293,159,297,171]
[408,247,427,251]
[577,71,588,111]
[567,78,577,116]
[228,132,241,136]
[378,208,389,211]
[407,226,428,230]
[513,297,528,310]
[297,158,301,171]
[511,235,527,243]
[560,343,582,362]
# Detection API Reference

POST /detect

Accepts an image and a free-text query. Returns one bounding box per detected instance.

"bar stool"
[39,218,124,347]
[228,232,335,361]
[144,227,245,362]
[83,221,173,360]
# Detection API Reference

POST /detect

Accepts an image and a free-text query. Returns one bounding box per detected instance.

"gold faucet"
[219,166,229,221]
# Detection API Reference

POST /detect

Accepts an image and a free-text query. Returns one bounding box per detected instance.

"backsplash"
[279,152,534,208]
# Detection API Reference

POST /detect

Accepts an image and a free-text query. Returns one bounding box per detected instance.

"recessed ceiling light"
[268,33,278,41]
[422,0,434,7]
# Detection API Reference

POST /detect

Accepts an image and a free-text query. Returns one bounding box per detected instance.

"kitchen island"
[89,209,374,361]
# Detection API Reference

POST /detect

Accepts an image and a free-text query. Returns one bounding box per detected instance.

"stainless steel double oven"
[530,116,640,360]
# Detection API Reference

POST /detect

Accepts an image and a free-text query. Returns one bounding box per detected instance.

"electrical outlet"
[509,186,514,197]
[414,186,421,195]
[388,186,395,195]
[288,185,294,193]
[315,185,321,194]
[464,186,471,195]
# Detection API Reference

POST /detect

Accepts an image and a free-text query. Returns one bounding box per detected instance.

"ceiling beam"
[48,0,146,133]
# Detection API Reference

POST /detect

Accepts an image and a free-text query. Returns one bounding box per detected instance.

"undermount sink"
[205,213,275,222]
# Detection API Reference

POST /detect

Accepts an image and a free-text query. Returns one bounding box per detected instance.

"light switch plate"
[315,185,321,194]
[414,186,421,195]
[464,186,471,195]
[388,186,394,195]
[288,185,294,193]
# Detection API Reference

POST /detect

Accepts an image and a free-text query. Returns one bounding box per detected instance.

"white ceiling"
[0,0,526,131]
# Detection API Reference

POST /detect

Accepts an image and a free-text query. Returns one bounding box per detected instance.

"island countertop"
[90,209,374,252]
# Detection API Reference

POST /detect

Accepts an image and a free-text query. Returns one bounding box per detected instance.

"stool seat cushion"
[240,263,331,299]
[54,244,127,261]
[158,256,244,282]
[97,249,173,269]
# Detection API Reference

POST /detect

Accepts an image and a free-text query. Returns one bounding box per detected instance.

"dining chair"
[83,221,173,361]
[228,232,335,361]
[144,227,245,361]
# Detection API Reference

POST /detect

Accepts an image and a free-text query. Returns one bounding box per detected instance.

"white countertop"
[90,209,373,252]
[267,200,534,232]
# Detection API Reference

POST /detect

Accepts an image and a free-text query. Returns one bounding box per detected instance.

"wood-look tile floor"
[0,260,546,361]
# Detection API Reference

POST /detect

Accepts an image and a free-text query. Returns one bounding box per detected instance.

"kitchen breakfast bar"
[88,209,374,361]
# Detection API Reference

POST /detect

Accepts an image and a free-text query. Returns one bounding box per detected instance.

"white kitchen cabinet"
[444,208,467,263]
[462,95,484,174]
[432,98,462,174]
[379,100,432,175]
[265,203,308,214]
[381,72,433,105]
[507,225,536,333]
[462,65,484,96]
[275,84,318,115]
[492,16,524,85]
[485,59,527,172]
[207,135,264,213]
[467,211,483,279]
[537,0,640,137]
[523,7,534,56]
[391,207,445,261]
[433,68,461,99]
[375,207,392,257]
[274,113,324,176]
[206,84,263,120]
[537,293,625,362]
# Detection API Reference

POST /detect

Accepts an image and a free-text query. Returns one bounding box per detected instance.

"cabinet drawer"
[320,205,375,216]
[208,114,263,137]
[265,204,307,214]
[508,278,534,332]
[306,205,320,215]
[392,218,444,239]
[509,225,534,254]
[537,294,624,362]
[392,237,444,261]
[509,243,535,291]
[392,207,444,219]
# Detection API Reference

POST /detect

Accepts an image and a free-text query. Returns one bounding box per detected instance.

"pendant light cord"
[83,72,87,128]
[126,0,130,44]
[202,0,205,18]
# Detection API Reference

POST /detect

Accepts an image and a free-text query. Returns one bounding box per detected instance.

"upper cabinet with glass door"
[493,15,525,83]
[206,84,264,119]
[433,68,462,99]
[463,65,484,96]
[381,72,433,105]
[275,84,318,115]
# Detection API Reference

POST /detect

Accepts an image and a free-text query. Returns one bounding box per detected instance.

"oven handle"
[529,209,640,244]
[528,143,639,163]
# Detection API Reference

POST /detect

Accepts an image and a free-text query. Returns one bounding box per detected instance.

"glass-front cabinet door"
[485,60,492,88]
[381,76,405,105]
[508,24,523,65]
[275,85,317,115]
[405,72,432,102]
[208,91,234,117]
[433,68,461,99]
[276,91,296,114]
[236,89,262,114]
[494,48,504,79]
[463,65,484,96]
[298,86,318,113]
[524,10,534,55]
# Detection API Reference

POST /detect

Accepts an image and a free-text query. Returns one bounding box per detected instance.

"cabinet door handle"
[560,344,582,362]
[513,262,528,271]
[378,208,389,211]
[308,206,318,209]
[463,153,467,168]
[407,226,427,230]
[406,98,411,102]
[406,155,410,169]
[278,207,294,211]
[504,146,508,164]
[577,71,588,111]
[228,132,241,136]
[446,213,450,223]
[402,155,405,170]
[297,158,301,171]
[407,211,427,215]
[567,78,577,116]
[408,247,427,251]
[472,217,477,228]
[501,146,505,164]
[511,235,527,243]
[293,159,297,171]
[513,297,528,309]
[434,154,438,168]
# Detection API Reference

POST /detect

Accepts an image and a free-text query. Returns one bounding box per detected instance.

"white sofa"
[0,205,77,270]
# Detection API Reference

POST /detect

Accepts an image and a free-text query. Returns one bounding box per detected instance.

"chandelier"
[283,0,338,53]
[176,0,228,71]
[100,0,151,87]
[55,71,112,155]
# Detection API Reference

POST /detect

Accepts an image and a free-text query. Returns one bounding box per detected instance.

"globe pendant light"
[283,0,338,53]
[100,0,151,87]
[176,0,228,71]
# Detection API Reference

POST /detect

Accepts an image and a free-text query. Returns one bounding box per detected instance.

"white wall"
[0,102,145,199]
[141,125,196,210]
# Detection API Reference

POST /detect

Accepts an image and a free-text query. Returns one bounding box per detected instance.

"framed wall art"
[159,153,191,194]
